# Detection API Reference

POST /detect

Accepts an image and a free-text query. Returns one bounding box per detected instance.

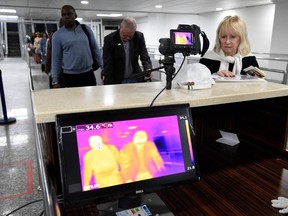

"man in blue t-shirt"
[51,5,103,88]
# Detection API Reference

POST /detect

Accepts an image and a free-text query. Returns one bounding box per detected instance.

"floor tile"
[0,57,45,216]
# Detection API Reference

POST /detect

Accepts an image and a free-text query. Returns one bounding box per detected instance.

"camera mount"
[132,62,175,90]
[159,56,176,90]
[129,24,209,90]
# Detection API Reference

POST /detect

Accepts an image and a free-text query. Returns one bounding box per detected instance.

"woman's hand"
[216,70,235,77]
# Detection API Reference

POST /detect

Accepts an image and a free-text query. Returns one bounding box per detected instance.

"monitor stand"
[97,192,174,216]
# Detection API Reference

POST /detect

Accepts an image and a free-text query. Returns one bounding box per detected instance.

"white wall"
[135,3,288,83]
[271,0,288,53]
[137,4,275,54]
[137,13,201,48]
[199,5,275,53]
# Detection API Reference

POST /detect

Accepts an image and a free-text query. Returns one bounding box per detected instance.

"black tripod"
[129,54,176,90]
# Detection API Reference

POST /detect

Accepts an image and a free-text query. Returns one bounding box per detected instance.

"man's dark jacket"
[103,30,152,84]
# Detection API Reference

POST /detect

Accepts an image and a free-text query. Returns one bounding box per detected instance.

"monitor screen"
[56,103,200,209]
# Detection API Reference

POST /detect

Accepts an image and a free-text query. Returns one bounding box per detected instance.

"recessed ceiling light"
[81,1,89,4]
[0,9,16,13]
[0,15,18,19]
[155,5,163,9]
[216,8,223,11]
[76,17,83,21]
[96,13,123,17]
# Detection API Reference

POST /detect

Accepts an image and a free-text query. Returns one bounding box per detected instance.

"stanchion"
[0,69,16,124]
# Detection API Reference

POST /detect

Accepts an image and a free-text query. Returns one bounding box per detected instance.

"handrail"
[26,48,34,91]
[252,52,288,59]
[147,47,288,85]
[34,124,57,216]
[252,53,288,85]
[27,46,57,215]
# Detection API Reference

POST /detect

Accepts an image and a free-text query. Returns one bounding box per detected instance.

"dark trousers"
[62,70,96,88]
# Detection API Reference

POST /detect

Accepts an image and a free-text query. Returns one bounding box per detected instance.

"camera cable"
[150,56,186,107]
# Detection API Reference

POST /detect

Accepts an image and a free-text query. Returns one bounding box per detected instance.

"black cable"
[150,56,186,107]
[5,193,62,216]
[5,199,43,216]
[149,86,166,107]
[39,210,45,216]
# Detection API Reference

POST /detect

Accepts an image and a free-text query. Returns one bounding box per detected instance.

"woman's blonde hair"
[213,15,251,56]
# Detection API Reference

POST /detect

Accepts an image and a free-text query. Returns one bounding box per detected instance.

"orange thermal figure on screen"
[83,135,123,190]
[121,130,164,182]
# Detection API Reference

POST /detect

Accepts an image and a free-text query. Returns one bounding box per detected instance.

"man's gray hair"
[120,17,137,31]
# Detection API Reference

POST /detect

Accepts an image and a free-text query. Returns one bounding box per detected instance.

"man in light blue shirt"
[51,5,103,88]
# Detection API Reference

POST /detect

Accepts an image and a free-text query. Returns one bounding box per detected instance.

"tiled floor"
[0,57,48,215]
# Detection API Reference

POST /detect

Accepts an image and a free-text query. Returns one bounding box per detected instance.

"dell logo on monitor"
[136,190,144,194]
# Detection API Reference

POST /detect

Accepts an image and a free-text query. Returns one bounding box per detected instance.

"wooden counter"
[31,81,288,215]
[158,138,288,216]
[32,81,288,123]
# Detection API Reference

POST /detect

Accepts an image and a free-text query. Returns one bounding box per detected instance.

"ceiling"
[0,0,273,21]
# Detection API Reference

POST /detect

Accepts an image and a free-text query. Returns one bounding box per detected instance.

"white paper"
[216,130,240,146]
[212,74,266,82]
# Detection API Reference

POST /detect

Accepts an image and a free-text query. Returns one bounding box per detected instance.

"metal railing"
[147,46,288,85]
[252,52,288,85]
[26,46,57,215]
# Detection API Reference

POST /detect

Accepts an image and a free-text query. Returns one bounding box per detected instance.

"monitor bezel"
[55,103,200,207]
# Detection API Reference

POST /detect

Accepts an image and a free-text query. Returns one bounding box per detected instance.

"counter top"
[31,81,288,123]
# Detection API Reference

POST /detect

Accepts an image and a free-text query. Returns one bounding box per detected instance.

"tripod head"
[159,55,176,90]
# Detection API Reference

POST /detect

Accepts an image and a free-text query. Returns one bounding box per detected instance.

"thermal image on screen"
[174,32,193,45]
[75,115,189,192]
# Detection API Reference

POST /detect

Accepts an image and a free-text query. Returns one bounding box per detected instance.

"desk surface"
[32,81,288,123]
[158,139,288,216]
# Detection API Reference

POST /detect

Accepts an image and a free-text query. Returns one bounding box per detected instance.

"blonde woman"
[200,15,259,77]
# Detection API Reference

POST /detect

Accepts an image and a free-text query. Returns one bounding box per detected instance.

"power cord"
[5,199,43,216]
[150,56,186,107]
[4,193,64,216]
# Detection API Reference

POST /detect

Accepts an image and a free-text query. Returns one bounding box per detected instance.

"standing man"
[103,17,152,85]
[51,5,103,88]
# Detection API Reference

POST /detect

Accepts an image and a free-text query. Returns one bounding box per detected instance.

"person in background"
[33,32,41,63]
[33,32,41,51]
[45,19,63,88]
[30,32,35,46]
[103,17,152,84]
[199,15,259,77]
[51,5,103,88]
[39,32,48,72]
